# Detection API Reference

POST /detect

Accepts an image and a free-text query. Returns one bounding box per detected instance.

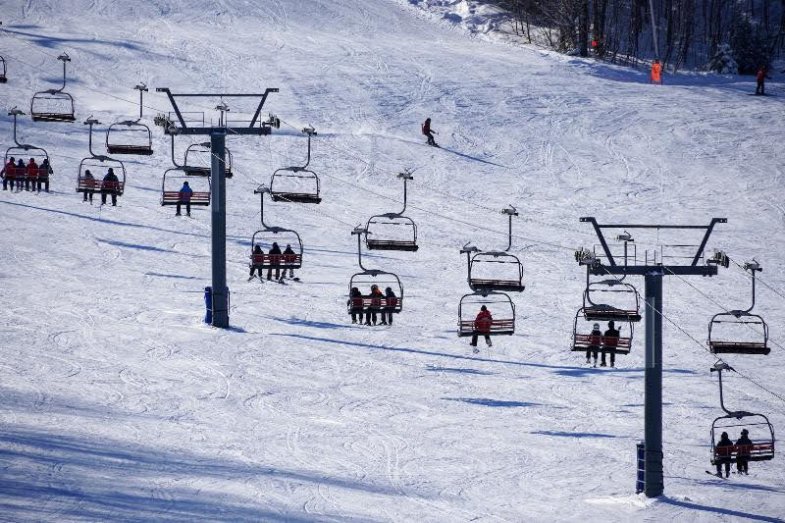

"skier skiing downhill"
[650,59,662,84]
[422,117,438,147]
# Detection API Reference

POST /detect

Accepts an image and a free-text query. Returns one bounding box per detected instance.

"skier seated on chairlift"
[714,431,734,478]
[1,156,15,191]
[176,180,193,216]
[16,159,26,191]
[600,320,620,368]
[735,429,753,475]
[82,169,96,203]
[470,305,493,352]
[365,284,384,325]
[348,287,364,324]
[36,158,52,193]
[267,242,282,281]
[25,158,39,192]
[586,323,602,367]
[101,168,120,206]
[422,117,438,147]
[281,243,296,280]
[249,244,264,281]
[383,287,397,325]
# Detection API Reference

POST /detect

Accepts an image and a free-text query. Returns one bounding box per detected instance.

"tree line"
[495,0,785,73]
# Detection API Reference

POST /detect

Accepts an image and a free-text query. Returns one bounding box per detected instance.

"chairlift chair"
[0,56,7,83]
[269,126,321,203]
[710,414,775,465]
[30,54,75,122]
[77,156,126,196]
[250,227,303,271]
[183,142,233,178]
[467,251,525,292]
[570,307,633,354]
[707,261,769,355]
[708,312,769,355]
[582,279,642,322]
[709,363,775,466]
[365,171,419,251]
[160,168,210,207]
[348,270,404,316]
[458,292,516,337]
[365,214,419,251]
[4,109,52,190]
[106,120,154,155]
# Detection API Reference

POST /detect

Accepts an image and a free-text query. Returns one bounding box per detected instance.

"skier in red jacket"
[422,117,438,147]
[755,66,771,95]
[470,305,493,351]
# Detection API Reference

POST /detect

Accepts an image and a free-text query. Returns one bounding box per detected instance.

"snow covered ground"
[1,0,784,521]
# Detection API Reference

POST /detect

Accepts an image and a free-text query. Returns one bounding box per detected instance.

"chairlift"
[30,54,75,122]
[270,126,321,203]
[183,142,233,178]
[366,170,418,251]
[249,187,303,273]
[709,363,775,466]
[106,120,154,156]
[708,261,770,355]
[0,55,7,83]
[347,226,403,320]
[4,109,52,190]
[76,117,126,197]
[458,291,515,337]
[160,168,210,207]
[461,206,525,292]
[570,307,633,354]
[582,278,642,323]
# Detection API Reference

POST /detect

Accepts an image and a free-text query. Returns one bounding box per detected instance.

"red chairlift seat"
[458,292,516,337]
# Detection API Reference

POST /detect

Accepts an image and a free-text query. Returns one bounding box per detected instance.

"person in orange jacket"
[25,158,39,192]
[650,59,663,84]
[470,305,493,351]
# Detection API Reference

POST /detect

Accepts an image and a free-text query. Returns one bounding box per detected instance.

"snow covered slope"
[1,0,784,520]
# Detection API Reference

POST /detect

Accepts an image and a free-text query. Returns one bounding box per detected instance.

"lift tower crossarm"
[155,88,279,133]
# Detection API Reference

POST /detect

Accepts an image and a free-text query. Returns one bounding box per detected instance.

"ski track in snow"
[0,0,785,521]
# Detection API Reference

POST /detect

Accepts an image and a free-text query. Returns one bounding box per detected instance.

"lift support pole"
[156,88,279,328]
[578,217,726,498]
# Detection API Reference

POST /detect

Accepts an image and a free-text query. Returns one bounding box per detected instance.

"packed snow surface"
[1,0,784,521]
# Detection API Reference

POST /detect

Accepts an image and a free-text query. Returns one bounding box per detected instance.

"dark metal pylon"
[578,217,726,498]
[155,87,279,328]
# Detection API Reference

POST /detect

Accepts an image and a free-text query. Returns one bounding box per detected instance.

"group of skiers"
[584,321,622,367]
[79,167,121,205]
[1,156,52,192]
[249,241,297,281]
[348,284,398,326]
[714,429,755,477]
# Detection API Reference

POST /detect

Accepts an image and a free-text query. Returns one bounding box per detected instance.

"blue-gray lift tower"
[156,87,279,328]
[576,217,726,498]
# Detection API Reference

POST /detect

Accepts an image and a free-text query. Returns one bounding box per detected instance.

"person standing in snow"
[755,66,771,95]
[422,117,438,147]
[470,305,493,351]
[586,323,602,367]
[650,59,663,85]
